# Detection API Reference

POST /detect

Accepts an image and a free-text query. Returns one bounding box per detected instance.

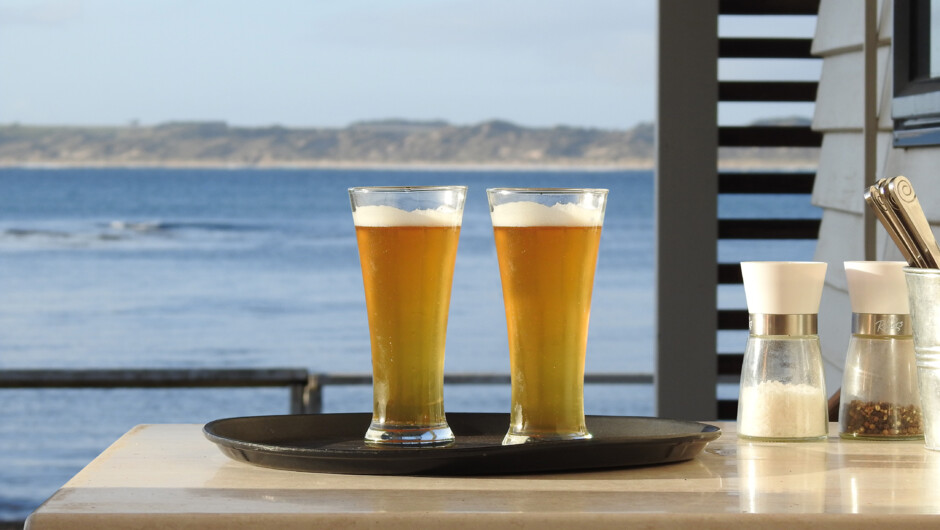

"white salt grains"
[738,381,828,439]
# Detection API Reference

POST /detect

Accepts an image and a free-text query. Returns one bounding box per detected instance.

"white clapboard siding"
[814,209,866,395]
[812,0,940,394]
[811,0,893,395]
[883,149,940,220]
[815,210,866,290]
[818,280,853,394]
[812,0,888,56]
[813,46,889,131]
[879,0,892,45]
[879,51,894,130]
[812,131,892,213]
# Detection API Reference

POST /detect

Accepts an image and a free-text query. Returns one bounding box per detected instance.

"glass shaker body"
[839,314,923,440]
[737,314,829,441]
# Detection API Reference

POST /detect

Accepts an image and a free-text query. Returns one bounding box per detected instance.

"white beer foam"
[352,204,462,227]
[490,201,603,227]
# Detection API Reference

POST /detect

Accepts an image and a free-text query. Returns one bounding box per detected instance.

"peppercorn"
[842,400,923,437]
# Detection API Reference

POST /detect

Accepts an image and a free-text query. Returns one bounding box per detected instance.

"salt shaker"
[738,261,829,441]
[840,261,923,440]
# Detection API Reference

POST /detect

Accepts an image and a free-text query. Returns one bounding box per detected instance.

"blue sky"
[0,0,818,129]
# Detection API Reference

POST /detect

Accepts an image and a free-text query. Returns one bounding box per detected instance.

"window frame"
[893,0,940,146]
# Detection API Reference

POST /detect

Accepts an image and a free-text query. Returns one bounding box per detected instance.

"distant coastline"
[0,160,818,172]
[0,159,656,172]
[0,119,818,170]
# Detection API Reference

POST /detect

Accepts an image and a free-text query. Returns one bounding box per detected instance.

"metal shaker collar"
[852,313,911,336]
[748,313,817,336]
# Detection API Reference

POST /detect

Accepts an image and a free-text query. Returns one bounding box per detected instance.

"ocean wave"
[107,220,164,232]
[3,228,71,238]
[106,220,264,233]
[0,227,131,246]
[0,220,265,248]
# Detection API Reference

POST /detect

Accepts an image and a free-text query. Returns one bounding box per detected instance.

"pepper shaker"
[840,261,923,440]
[738,261,829,441]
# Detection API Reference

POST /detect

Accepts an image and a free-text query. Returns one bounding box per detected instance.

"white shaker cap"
[741,261,827,314]
[844,261,910,314]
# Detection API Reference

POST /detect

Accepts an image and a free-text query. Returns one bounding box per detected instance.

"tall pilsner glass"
[487,188,608,445]
[349,186,467,445]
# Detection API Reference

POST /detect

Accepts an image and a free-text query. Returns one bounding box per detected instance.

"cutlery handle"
[865,180,925,267]
[886,176,940,268]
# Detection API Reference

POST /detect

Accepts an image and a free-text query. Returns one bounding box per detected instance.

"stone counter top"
[25,422,940,529]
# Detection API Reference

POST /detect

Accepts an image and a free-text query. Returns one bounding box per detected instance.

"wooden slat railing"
[719,0,820,15]
[719,171,815,194]
[0,369,655,415]
[719,37,815,59]
[1,368,311,414]
[719,219,821,239]
[719,81,818,102]
[719,126,823,147]
[714,0,821,419]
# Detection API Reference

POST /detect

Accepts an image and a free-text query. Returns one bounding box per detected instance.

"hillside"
[0,119,816,169]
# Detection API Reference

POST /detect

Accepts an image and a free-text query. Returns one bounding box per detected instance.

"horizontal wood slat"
[717,399,738,420]
[719,219,821,239]
[719,81,818,102]
[718,309,749,330]
[718,354,744,375]
[719,171,815,194]
[0,368,309,388]
[719,126,822,147]
[719,0,819,16]
[719,37,815,59]
[712,0,820,424]
[717,263,743,284]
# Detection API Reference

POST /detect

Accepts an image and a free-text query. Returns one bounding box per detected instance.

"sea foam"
[490,201,603,227]
[352,204,463,227]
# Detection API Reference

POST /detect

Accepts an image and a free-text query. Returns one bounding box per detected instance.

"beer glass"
[486,188,608,444]
[349,185,467,445]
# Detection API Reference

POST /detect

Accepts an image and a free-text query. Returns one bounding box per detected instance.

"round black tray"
[204,413,720,476]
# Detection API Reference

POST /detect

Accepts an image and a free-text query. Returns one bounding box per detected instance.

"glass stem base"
[502,430,592,445]
[364,422,454,446]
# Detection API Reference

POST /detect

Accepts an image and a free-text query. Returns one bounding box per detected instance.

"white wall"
[812,0,939,395]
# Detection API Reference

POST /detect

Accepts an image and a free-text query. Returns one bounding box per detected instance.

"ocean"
[0,167,820,520]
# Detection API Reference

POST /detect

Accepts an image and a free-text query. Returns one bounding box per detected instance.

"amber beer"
[488,188,607,444]
[350,186,466,445]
